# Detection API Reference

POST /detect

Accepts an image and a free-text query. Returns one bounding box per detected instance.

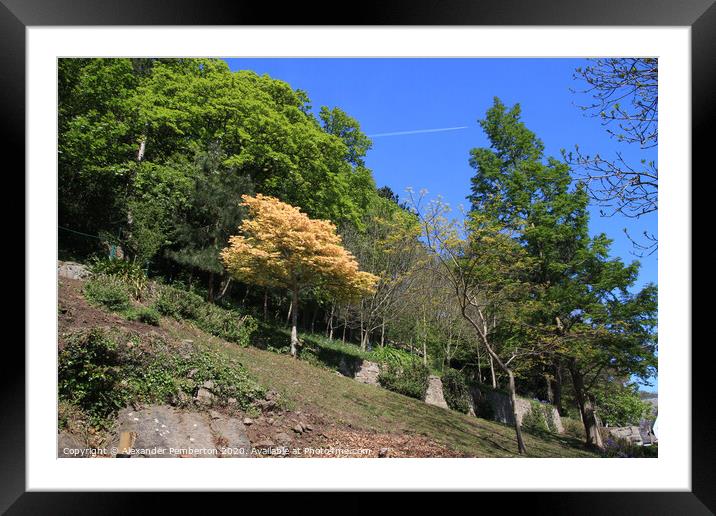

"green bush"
[83,275,131,312]
[152,284,257,347]
[126,306,161,326]
[58,327,265,429]
[153,284,204,319]
[58,328,130,427]
[378,360,430,400]
[195,304,258,347]
[522,401,550,434]
[442,369,471,413]
[89,257,147,299]
[371,346,416,367]
[594,383,653,427]
[561,417,584,440]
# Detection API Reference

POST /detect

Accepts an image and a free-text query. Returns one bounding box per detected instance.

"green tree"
[594,381,653,427]
[412,192,537,455]
[59,58,380,265]
[167,144,254,301]
[467,98,657,449]
[340,196,423,351]
[319,106,373,167]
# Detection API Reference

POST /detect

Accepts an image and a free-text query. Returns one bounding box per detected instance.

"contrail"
[368,126,469,138]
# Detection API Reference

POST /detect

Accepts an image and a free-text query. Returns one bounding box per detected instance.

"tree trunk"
[327,303,335,339]
[263,289,269,320]
[545,372,554,404]
[310,305,317,333]
[286,299,293,327]
[422,310,428,365]
[507,370,528,455]
[359,300,366,351]
[380,319,385,348]
[476,343,483,384]
[360,329,369,351]
[553,361,564,414]
[207,272,214,303]
[216,277,232,301]
[290,288,299,358]
[446,331,452,368]
[489,354,497,389]
[341,320,347,343]
[569,359,604,449]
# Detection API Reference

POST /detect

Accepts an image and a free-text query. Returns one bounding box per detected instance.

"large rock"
[354,360,380,386]
[58,261,90,280]
[57,431,90,457]
[424,375,449,409]
[109,405,251,458]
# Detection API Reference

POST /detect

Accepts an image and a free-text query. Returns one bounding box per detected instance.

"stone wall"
[424,375,449,409]
[328,350,563,434]
[470,385,564,433]
[354,360,380,386]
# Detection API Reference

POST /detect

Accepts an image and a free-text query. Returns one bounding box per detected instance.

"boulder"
[194,387,215,405]
[57,261,90,280]
[109,405,250,458]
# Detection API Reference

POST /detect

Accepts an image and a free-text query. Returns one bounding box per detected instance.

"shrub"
[378,360,430,400]
[58,328,129,427]
[83,275,131,312]
[152,284,258,347]
[194,304,258,347]
[58,327,265,429]
[126,306,161,326]
[441,369,471,413]
[371,346,416,367]
[153,284,204,319]
[594,383,653,427]
[89,257,147,299]
[522,401,550,434]
[561,416,585,440]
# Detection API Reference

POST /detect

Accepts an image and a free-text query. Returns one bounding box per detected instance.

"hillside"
[58,273,597,458]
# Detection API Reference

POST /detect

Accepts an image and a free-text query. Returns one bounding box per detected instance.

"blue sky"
[224,58,657,292]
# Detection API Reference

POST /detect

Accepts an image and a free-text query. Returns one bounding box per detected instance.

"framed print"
[5,0,713,511]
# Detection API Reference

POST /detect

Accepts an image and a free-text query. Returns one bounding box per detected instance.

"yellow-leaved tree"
[221,194,378,357]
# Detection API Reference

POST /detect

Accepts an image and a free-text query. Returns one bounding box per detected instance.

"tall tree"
[412,193,538,455]
[221,194,378,357]
[59,58,379,264]
[167,144,254,301]
[467,98,657,449]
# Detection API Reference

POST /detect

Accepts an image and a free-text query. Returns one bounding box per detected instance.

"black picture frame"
[5,0,711,512]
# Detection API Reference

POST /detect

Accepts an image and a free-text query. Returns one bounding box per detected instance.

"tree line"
[59,58,657,454]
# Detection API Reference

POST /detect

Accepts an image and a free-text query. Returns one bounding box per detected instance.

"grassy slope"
[167,323,596,458]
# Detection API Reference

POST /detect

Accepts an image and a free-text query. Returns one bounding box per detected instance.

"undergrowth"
[58,327,264,429]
